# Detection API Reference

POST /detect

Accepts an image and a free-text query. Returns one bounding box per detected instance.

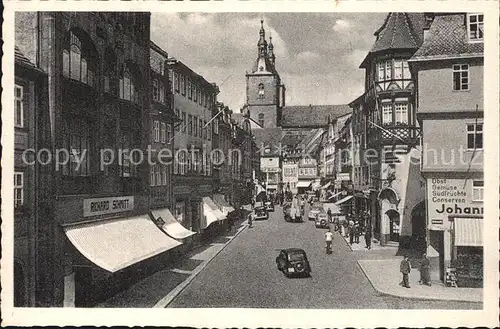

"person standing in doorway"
[419,253,431,286]
[400,255,411,288]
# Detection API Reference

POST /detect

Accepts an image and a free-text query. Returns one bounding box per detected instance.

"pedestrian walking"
[419,253,431,286]
[248,212,253,228]
[399,255,411,288]
[364,226,372,249]
[327,208,332,223]
[354,222,360,244]
[348,218,355,244]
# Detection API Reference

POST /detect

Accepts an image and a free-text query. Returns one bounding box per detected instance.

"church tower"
[245,20,285,129]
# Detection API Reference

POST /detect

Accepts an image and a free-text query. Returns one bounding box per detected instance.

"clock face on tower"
[259,66,264,71]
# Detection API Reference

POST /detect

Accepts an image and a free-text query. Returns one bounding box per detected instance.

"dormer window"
[258,83,265,99]
[468,14,484,41]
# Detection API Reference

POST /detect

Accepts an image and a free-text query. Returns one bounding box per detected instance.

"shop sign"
[262,167,281,173]
[83,196,134,217]
[427,178,483,227]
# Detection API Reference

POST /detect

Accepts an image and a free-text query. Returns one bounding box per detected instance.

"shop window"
[14,85,23,128]
[472,180,484,202]
[467,14,484,41]
[453,64,469,91]
[467,123,483,150]
[14,172,24,208]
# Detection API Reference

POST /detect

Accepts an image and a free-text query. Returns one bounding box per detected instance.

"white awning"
[328,191,342,200]
[296,181,312,188]
[321,181,332,189]
[454,217,483,247]
[151,208,196,240]
[202,202,220,229]
[64,216,182,273]
[222,206,236,215]
[334,195,354,205]
[202,197,226,221]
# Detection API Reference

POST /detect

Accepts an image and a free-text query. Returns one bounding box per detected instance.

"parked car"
[265,200,275,212]
[276,248,311,278]
[308,202,323,220]
[315,212,329,228]
[254,206,268,220]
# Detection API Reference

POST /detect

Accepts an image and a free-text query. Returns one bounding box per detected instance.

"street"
[168,206,481,309]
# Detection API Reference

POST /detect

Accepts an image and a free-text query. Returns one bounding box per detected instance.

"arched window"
[258,113,264,127]
[258,83,265,99]
[119,65,140,103]
[62,30,97,87]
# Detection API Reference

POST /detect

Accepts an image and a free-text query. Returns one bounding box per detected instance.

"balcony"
[367,125,420,148]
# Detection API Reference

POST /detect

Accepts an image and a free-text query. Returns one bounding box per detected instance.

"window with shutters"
[14,172,24,208]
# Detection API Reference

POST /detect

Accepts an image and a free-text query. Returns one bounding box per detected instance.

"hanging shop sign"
[83,196,134,217]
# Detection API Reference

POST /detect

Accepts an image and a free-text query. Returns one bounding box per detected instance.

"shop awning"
[202,202,221,229]
[151,208,196,240]
[334,195,354,205]
[64,216,182,273]
[321,181,332,189]
[454,217,483,247]
[328,191,342,200]
[202,197,226,221]
[296,181,312,188]
[212,194,236,216]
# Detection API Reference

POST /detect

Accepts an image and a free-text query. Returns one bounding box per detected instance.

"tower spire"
[268,33,276,66]
[258,19,268,57]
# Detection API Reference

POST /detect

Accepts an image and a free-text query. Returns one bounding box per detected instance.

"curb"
[356,260,483,304]
[153,223,248,308]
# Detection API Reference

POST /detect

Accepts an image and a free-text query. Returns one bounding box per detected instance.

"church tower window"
[258,113,265,127]
[258,83,265,99]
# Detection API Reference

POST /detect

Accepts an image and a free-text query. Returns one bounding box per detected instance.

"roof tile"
[281,104,351,128]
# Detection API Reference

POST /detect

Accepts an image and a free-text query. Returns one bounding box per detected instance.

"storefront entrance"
[386,209,400,242]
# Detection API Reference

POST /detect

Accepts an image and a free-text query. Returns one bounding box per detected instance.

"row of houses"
[14,12,256,307]
[318,12,483,286]
[250,13,484,286]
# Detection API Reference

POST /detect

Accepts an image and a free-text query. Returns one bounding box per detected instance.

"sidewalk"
[340,233,483,303]
[358,258,483,303]
[97,211,249,308]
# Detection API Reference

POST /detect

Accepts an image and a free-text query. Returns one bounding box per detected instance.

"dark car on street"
[265,200,275,212]
[276,248,311,277]
[254,206,269,220]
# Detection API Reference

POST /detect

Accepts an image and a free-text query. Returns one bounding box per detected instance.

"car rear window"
[288,253,305,261]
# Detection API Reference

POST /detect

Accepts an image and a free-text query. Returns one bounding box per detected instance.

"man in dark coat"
[400,256,411,288]
[419,253,431,286]
[364,226,372,249]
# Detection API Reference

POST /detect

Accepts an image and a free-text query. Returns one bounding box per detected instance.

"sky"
[151,13,388,111]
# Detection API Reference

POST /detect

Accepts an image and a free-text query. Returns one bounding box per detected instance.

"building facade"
[14,46,50,307]
[409,13,484,286]
[355,13,427,246]
[167,58,219,234]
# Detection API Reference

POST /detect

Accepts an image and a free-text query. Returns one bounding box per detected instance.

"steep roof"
[281,104,352,128]
[252,127,283,156]
[251,55,277,75]
[360,13,426,68]
[15,46,44,73]
[410,14,484,61]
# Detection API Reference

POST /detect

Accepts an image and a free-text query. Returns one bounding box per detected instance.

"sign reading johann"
[427,178,483,218]
[83,196,135,217]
